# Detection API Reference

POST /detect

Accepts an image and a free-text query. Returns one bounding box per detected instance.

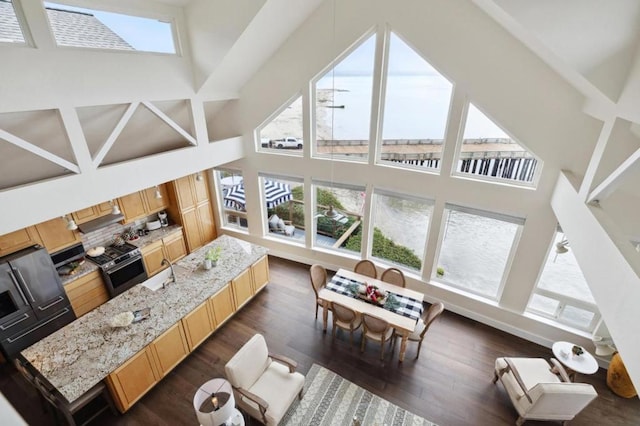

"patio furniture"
[380,267,406,288]
[268,214,295,236]
[354,259,377,279]
[225,334,304,425]
[493,357,597,425]
[309,264,328,319]
[331,301,362,346]
[361,313,395,360]
[395,301,444,359]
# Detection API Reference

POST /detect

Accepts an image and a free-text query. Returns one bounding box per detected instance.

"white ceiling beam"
[587,146,640,203]
[0,128,80,173]
[141,101,197,146]
[92,102,139,167]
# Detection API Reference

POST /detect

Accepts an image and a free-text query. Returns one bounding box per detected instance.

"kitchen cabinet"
[231,268,253,310]
[209,283,235,328]
[162,231,186,263]
[106,346,159,413]
[142,184,169,214]
[0,227,40,256]
[251,256,270,293]
[64,270,109,317]
[181,301,214,351]
[141,240,166,277]
[167,173,217,253]
[34,217,81,253]
[149,322,189,378]
[71,201,117,224]
[119,191,147,223]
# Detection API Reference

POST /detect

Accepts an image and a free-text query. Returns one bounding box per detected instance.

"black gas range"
[87,243,147,297]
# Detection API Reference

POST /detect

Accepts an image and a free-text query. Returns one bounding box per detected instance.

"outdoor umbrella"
[224,180,292,210]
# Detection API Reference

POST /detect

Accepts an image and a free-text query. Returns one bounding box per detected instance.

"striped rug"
[281,364,437,426]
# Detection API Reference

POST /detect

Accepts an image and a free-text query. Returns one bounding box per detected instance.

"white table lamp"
[194,378,236,426]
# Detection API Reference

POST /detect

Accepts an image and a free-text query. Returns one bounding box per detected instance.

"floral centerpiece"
[356,283,387,306]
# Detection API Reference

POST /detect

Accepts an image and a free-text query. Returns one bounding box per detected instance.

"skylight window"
[44,2,176,54]
[0,0,27,44]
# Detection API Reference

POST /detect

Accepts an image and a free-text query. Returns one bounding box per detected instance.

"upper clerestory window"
[0,0,27,44]
[44,2,177,54]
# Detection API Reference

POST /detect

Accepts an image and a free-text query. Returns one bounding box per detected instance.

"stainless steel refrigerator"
[0,245,75,358]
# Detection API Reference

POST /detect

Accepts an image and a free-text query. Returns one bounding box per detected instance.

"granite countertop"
[59,261,99,286]
[21,235,268,404]
[126,225,183,249]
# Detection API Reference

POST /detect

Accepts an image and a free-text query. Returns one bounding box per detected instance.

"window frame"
[0,0,33,46]
[434,203,524,301]
[259,173,304,244]
[451,101,542,188]
[214,168,248,232]
[42,1,180,55]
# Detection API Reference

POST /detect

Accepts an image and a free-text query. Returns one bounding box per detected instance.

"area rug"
[281,364,438,426]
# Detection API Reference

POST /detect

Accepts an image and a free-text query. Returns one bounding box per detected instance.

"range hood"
[78,213,125,234]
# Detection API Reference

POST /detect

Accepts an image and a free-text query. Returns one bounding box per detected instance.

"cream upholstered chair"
[268,214,295,236]
[380,267,406,288]
[493,357,597,425]
[225,334,305,425]
[309,264,328,319]
[396,301,444,359]
[331,302,362,346]
[354,259,377,279]
[361,313,395,360]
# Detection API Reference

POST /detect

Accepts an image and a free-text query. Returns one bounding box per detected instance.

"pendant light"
[154,185,162,199]
[64,215,78,231]
[110,200,121,215]
[196,171,204,182]
[324,0,337,220]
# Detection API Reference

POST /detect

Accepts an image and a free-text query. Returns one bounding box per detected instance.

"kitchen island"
[20,235,268,411]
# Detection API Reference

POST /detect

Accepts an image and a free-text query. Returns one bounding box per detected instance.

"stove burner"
[87,242,141,270]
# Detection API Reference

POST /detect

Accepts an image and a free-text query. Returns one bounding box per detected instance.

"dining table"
[318,268,425,362]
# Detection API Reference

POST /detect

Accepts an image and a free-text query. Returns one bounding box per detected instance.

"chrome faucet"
[161,258,176,289]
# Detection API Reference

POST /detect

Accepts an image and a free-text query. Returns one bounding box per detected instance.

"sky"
[44,2,175,53]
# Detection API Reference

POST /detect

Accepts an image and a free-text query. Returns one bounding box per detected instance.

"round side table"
[552,341,598,381]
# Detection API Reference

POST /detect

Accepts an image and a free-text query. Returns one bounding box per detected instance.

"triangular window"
[380,32,453,170]
[258,96,304,154]
[314,34,376,161]
[0,1,27,44]
[456,103,539,184]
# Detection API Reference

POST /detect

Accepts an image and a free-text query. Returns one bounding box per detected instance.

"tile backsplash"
[80,213,157,248]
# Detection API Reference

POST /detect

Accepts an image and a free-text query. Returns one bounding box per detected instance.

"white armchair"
[225,334,305,425]
[493,357,597,425]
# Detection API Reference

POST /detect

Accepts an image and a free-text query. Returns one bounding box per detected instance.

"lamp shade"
[194,379,235,426]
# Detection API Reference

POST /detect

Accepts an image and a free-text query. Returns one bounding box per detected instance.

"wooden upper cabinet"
[196,202,216,244]
[119,192,148,223]
[96,201,115,215]
[142,184,169,214]
[193,174,209,204]
[173,176,196,211]
[34,218,81,253]
[0,227,41,256]
[72,207,98,224]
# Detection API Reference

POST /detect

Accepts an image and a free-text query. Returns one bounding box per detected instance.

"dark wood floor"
[1,256,639,425]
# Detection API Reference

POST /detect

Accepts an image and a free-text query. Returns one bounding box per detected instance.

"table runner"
[327,274,423,321]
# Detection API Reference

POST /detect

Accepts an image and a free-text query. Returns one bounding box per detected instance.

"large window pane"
[258,96,304,154]
[45,2,176,54]
[437,206,522,299]
[313,182,366,254]
[263,175,303,243]
[0,1,26,44]
[315,35,375,162]
[526,231,600,332]
[216,169,247,230]
[370,191,432,271]
[456,103,539,185]
[380,32,453,170]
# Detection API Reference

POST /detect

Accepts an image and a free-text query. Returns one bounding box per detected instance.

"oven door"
[104,256,147,297]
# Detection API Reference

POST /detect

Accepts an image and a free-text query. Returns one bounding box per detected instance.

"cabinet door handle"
[38,296,64,311]
[14,269,35,303]
[7,271,28,304]
[0,313,30,331]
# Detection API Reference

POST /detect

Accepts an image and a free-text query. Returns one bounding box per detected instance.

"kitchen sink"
[141,267,176,292]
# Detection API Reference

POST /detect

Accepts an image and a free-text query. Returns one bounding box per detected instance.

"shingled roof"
[0,0,133,50]
[0,1,25,43]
